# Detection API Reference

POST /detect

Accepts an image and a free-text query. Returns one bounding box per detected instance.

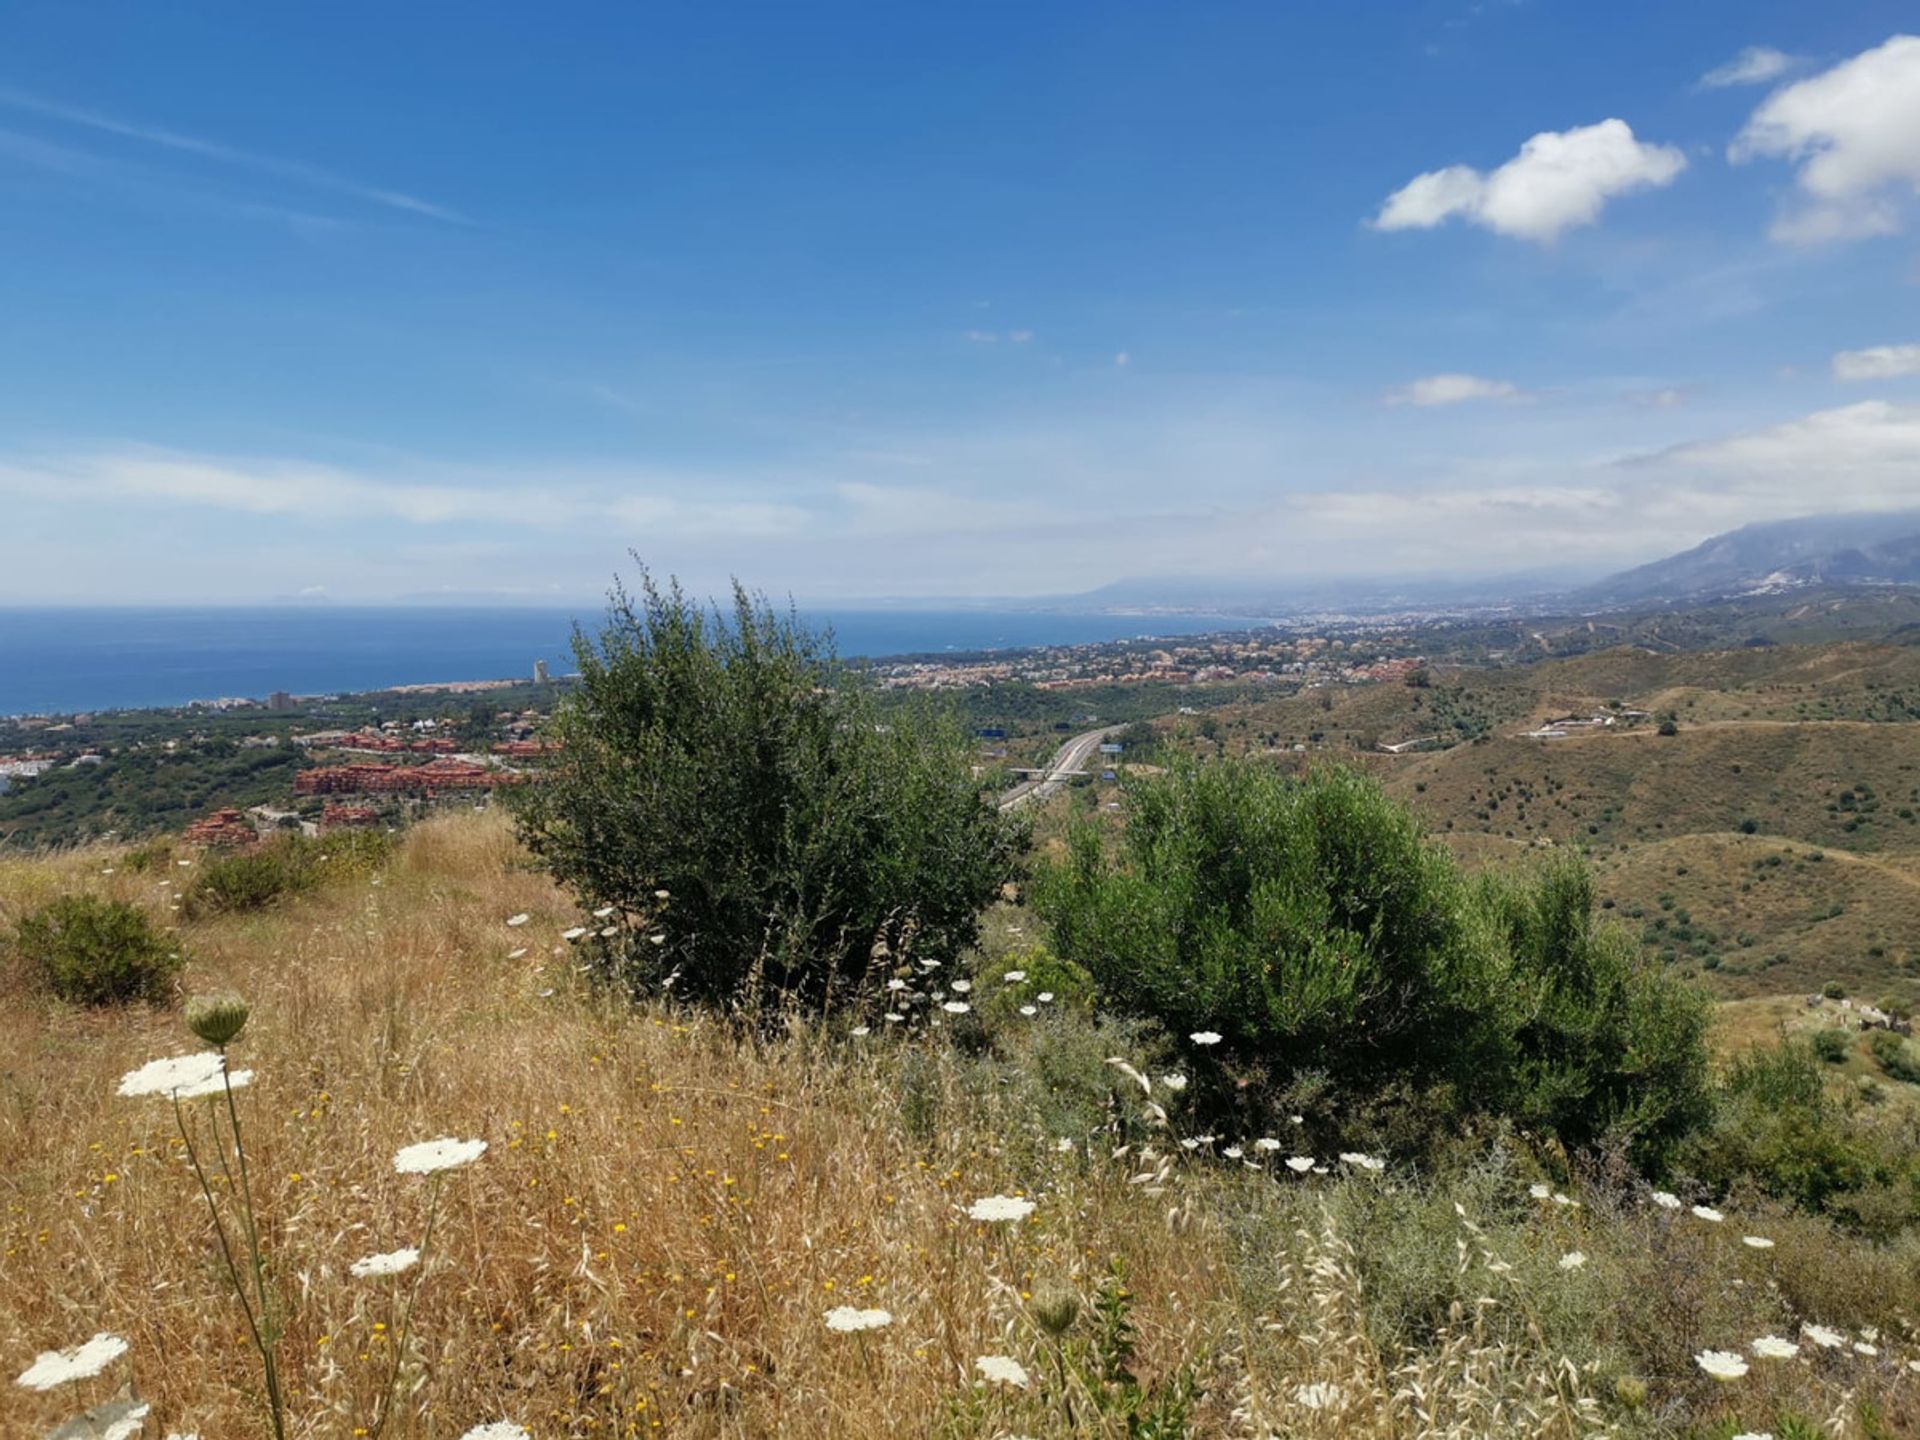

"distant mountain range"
[1064,511,1920,617]
[1574,510,1920,607]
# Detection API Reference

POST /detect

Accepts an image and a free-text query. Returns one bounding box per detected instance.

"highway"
[997,724,1123,811]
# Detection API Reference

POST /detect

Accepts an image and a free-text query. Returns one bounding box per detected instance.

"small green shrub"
[183,830,395,918]
[12,893,184,1005]
[1867,1030,1920,1084]
[1809,1028,1851,1064]
[1681,1040,1920,1236]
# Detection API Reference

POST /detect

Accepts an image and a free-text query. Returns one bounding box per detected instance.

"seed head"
[1031,1286,1081,1337]
[186,992,251,1047]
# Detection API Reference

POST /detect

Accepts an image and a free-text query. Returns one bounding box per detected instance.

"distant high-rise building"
[533,659,550,684]
[267,691,295,711]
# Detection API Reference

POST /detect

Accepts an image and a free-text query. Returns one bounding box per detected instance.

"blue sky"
[2,1,1918,604]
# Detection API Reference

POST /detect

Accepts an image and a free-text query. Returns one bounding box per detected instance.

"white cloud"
[0,450,806,536]
[1731,35,1920,243]
[1114,351,1131,367]
[964,330,999,343]
[1386,373,1522,407]
[1833,344,1920,380]
[1646,400,1920,490]
[1699,46,1796,89]
[1373,119,1685,243]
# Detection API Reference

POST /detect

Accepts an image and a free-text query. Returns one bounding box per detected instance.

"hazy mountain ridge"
[1575,511,1920,607]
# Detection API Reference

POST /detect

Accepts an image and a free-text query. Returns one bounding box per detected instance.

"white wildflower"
[394,1137,487,1175]
[1750,1335,1798,1360]
[117,1052,227,1100]
[506,947,528,960]
[884,1012,904,1023]
[592,905,616,919]
[1340,1152,1384,1171]
[1741,1235,1774,1249]
[1650,1190,1682,1210]
[1528,1183,1551,1201]
[1223,1145,1244,1159]
[942,1001,971,1014]
[77,1399,151,1440]
[886,978,906,991]
[1853,1341,1879,1357]
[561,926,588,941]
[1286,1156,1314,1174]
[1054,1138,1075,1152]
[1002,970,1026,983]
[351,1247,421,1278]
[967,1194,1036,1223]
[1037,992,1054,1003]
[1189,1030,1222,1046]
[1161,1074,1188,1092]
[1254,1137,1282,1152]
[950,979,972,993]
[974,1354,1030,1387]
[458,1425,531,1440]
[849,1026,870,1037]
[504,913,529,927]
[1801,1323,1844,1349]
[173,1068,252,1101]
[16,1332,129,1390]
[823,1306,891,1333]
[1691,1205,1724,1223]
[1019,1005,1038,1017]
[1695,1349,1748,1380]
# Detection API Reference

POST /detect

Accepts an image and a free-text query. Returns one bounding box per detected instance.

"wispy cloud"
[1698,46,1797,90]
[1384,373,1523,406]
[0,86,469,225]
[0,449,802,536]
[1832,343,1920,380]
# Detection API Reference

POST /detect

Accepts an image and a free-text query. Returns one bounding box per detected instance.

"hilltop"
[4,810,1918,1438]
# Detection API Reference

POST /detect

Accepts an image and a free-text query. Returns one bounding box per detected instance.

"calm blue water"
[0,606,1271,716]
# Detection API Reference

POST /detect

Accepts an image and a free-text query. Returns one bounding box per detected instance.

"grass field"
[6,812,1919,1437]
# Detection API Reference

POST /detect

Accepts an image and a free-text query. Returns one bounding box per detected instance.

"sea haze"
[0,606,1274,716]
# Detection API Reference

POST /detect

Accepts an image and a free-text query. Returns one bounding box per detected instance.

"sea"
[0,606,1275,717]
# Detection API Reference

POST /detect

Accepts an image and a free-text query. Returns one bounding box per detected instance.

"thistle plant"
[119,993,286,1440]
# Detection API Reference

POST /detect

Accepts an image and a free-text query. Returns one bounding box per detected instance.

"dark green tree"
[511,570,1027,1016]
[1033,759,1710,1166]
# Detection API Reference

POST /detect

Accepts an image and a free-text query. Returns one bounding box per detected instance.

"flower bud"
[1031,1285,1081,1338]
[186,992,251,1047]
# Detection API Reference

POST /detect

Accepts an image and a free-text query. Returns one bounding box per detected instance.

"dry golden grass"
[4,813,1919,1438]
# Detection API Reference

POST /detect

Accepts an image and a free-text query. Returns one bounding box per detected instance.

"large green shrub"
[510,571,1027,1015]
[1032,760,1710,1164]
[13,893,184,1005]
